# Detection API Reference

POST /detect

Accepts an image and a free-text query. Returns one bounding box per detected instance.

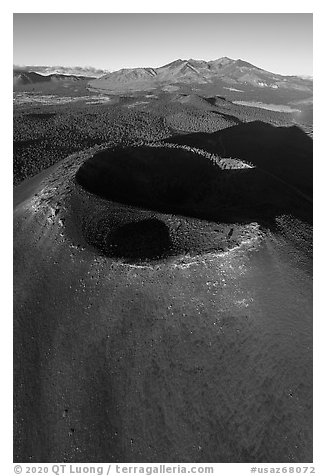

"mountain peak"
[159,59,186,69]
[215,56,233,62]
[208,57,234,67]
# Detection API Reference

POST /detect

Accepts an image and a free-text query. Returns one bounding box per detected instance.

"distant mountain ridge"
[88,57,313,94]
[13,65,108,78]
[13,70,94,86]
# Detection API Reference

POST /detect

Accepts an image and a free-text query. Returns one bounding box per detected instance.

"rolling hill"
[13,70,94,88]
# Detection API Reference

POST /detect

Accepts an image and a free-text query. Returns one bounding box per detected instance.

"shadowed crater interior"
[75,145,219,218]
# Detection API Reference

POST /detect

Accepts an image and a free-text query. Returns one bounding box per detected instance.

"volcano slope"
[14,134,312,463]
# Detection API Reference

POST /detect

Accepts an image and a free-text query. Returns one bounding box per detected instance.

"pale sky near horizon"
[13,13,313,76]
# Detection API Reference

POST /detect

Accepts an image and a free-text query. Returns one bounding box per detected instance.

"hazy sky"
[13,13,313,76]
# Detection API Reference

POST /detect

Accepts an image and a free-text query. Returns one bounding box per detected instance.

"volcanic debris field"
[14,88,313,463]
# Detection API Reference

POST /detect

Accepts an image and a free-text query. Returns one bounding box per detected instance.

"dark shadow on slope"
[204,95,228,105]
[13,138,43,148]
[165,121,313,199]
[25,112,57,120]
[87,218,174,263]
[210,110,243,125]
[109,219,172,260]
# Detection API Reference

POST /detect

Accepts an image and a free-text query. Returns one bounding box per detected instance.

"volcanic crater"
[74,145,229,263]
